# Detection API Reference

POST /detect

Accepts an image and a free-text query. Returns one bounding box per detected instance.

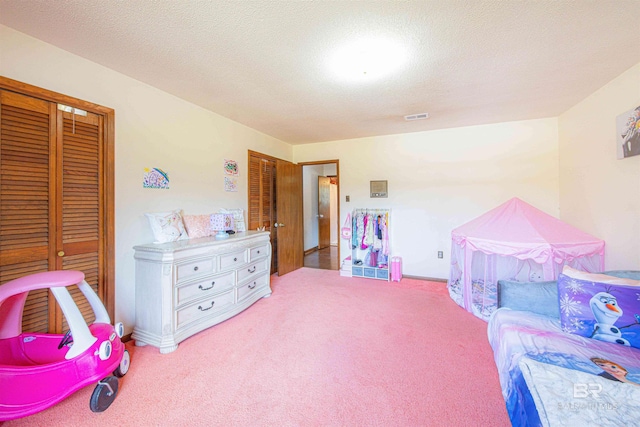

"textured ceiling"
[1,0,639,145]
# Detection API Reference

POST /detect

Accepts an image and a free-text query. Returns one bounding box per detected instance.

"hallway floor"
[303,246,339,270]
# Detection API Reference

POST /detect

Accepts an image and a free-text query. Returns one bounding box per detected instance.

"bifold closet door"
[56,108,103,331]
[0,90,56,333]
[0,89,105,333]
[249,153,277,274]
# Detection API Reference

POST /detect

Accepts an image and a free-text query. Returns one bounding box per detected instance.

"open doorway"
[300,161,340,270]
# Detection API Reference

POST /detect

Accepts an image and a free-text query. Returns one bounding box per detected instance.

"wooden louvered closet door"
[248,152,277,274]
[56,109,103,331]
[0,82,113,334]
[0,91,54,332]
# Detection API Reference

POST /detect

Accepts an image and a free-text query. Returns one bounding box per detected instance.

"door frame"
[298,160,340,266]
[0,76,115,319]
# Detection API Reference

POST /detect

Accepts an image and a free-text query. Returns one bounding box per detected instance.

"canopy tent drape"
[447,198,605,320]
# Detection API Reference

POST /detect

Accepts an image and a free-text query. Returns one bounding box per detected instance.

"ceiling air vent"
[404,113,429,121]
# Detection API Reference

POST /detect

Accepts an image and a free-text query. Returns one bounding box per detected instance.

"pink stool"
[391,256,402,282]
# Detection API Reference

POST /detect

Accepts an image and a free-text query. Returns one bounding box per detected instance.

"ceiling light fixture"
[329,37,406,83]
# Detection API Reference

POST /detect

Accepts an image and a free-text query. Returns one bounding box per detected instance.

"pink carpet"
[4,268,510,426]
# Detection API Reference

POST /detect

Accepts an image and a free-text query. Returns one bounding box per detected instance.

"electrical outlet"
[437,251,443,259]
[346,195,350,202]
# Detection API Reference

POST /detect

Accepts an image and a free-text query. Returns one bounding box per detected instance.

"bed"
[488,308,640,426]
[488,268,640,426]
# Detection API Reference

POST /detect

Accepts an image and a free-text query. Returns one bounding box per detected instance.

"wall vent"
[404,113,429,121]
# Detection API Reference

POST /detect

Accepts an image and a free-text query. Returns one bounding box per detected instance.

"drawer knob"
[198,301,215,311]
[248,282,257,290]
[193,266,199,271]
[233,257,237,262]
[199,282,215,291]
[257,250,260,254]
[248,266,256,274]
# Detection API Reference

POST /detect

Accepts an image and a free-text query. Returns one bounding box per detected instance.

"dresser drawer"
[176,289,235,330]
[237,258,268,283]
[175,271,235,306]
[176,257,216,283]
[219,250,248,271]
[249,244,269,261]
[237,273,269,302]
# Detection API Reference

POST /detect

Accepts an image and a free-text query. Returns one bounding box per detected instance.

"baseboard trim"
[304,247,319,256]
[402,275,447,283]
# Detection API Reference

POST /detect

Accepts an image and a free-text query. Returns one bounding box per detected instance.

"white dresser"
[132,231,272,353]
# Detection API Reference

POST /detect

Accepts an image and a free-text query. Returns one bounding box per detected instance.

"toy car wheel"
[114,349,130,377]
[89,376,119,413]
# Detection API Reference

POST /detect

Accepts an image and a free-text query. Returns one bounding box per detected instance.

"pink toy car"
[0,270,130,421]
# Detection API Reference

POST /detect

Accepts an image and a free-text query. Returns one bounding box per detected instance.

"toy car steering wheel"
[58,330,73,349]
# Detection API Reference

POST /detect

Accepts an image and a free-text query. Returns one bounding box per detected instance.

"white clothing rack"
[350,208,390,281]
[353,208,390,215]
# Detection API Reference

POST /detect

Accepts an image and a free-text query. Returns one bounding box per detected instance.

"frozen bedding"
[520,357,640,427]
[488,308,640,426]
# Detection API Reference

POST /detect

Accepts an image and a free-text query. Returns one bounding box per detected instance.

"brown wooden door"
[318,176,330,250]
[275,160,303,276]
[0,83,113,334]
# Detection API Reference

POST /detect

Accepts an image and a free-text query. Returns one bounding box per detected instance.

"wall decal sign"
[143,167,170,189]
[224,176,238,192]
[224,159,239,176]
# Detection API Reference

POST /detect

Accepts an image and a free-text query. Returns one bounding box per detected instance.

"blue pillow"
[497,280,559,318]
[604,270,640,281]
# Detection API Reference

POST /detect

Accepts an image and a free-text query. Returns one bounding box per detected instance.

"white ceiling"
[1,0,639,145]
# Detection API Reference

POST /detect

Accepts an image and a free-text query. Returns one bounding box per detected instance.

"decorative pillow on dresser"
[145,209,189,243]
[210,213,235,233]
[183,214,214,239]
[557,266,640,348]
[218,208,246,232]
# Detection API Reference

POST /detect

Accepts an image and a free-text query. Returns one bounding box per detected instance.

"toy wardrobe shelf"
[349,208,391,281]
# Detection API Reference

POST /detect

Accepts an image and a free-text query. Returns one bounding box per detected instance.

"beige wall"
[559,62,640,270]
[4,21,634,335]
[294,118,560,279]
[0,25,292,333]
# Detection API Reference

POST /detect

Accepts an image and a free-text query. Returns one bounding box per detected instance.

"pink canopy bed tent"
[447,198,605,320]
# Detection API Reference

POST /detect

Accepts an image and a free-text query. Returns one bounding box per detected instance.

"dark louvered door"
[0,90,55,333]
[0,87,108,334]
[248,152,276,274]
[248,154,262,230]
[57,109,102,331]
